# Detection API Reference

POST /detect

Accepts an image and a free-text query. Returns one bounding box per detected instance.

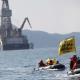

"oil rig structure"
[0,0,33,50]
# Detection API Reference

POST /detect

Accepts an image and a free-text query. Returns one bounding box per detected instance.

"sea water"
[0,48,80,80]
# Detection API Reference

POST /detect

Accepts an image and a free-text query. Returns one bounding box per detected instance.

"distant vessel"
[0,0,33,50]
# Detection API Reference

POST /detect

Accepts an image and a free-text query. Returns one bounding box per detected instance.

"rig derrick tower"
[0,0,12,38]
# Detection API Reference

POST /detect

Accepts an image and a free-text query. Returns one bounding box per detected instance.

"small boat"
[50,64,65,70]
[67,68,80,79]
[68,68,80,75]
[39,64,65,71]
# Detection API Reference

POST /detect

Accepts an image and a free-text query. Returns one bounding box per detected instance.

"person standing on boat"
[70,55,78,70]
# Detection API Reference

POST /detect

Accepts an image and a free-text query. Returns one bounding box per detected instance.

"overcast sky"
[0,0,80,34]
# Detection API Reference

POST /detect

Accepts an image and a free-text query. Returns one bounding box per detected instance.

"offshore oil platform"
[0,0,33,50]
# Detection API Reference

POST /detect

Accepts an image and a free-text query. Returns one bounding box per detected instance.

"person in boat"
[49,59,53,65]
[56,61,59,64]
[38,60,46,67]
[53,58,57,64]
[46,58,54,65]
[70,55,78,70]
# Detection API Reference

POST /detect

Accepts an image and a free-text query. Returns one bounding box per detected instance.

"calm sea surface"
[0,48,80,80]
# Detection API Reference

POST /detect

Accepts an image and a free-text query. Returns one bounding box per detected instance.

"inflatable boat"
[68,68,80,76]
[39,64,65,71]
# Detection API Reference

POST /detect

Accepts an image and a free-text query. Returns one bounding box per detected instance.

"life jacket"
[53,58,57,64]
[46,58,50,64]
[47,60,53,65]
[49,60,53,65]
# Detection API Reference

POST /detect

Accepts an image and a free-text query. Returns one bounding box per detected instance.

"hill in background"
[22,30,80,48]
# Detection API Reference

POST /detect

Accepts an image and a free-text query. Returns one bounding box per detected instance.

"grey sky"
[0,0,80,34]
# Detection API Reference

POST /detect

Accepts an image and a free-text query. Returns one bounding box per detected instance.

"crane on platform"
[20,17,32,30]
[0,0,34,50]
[18,17,32,36]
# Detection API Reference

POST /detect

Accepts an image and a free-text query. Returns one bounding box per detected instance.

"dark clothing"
[77,58,80,64]
[77,59,80,68]
[38,60,46,67]
[70,61,74,70]
[70,55,77,70]
[49,60,53,65]
[70,55,77,62]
